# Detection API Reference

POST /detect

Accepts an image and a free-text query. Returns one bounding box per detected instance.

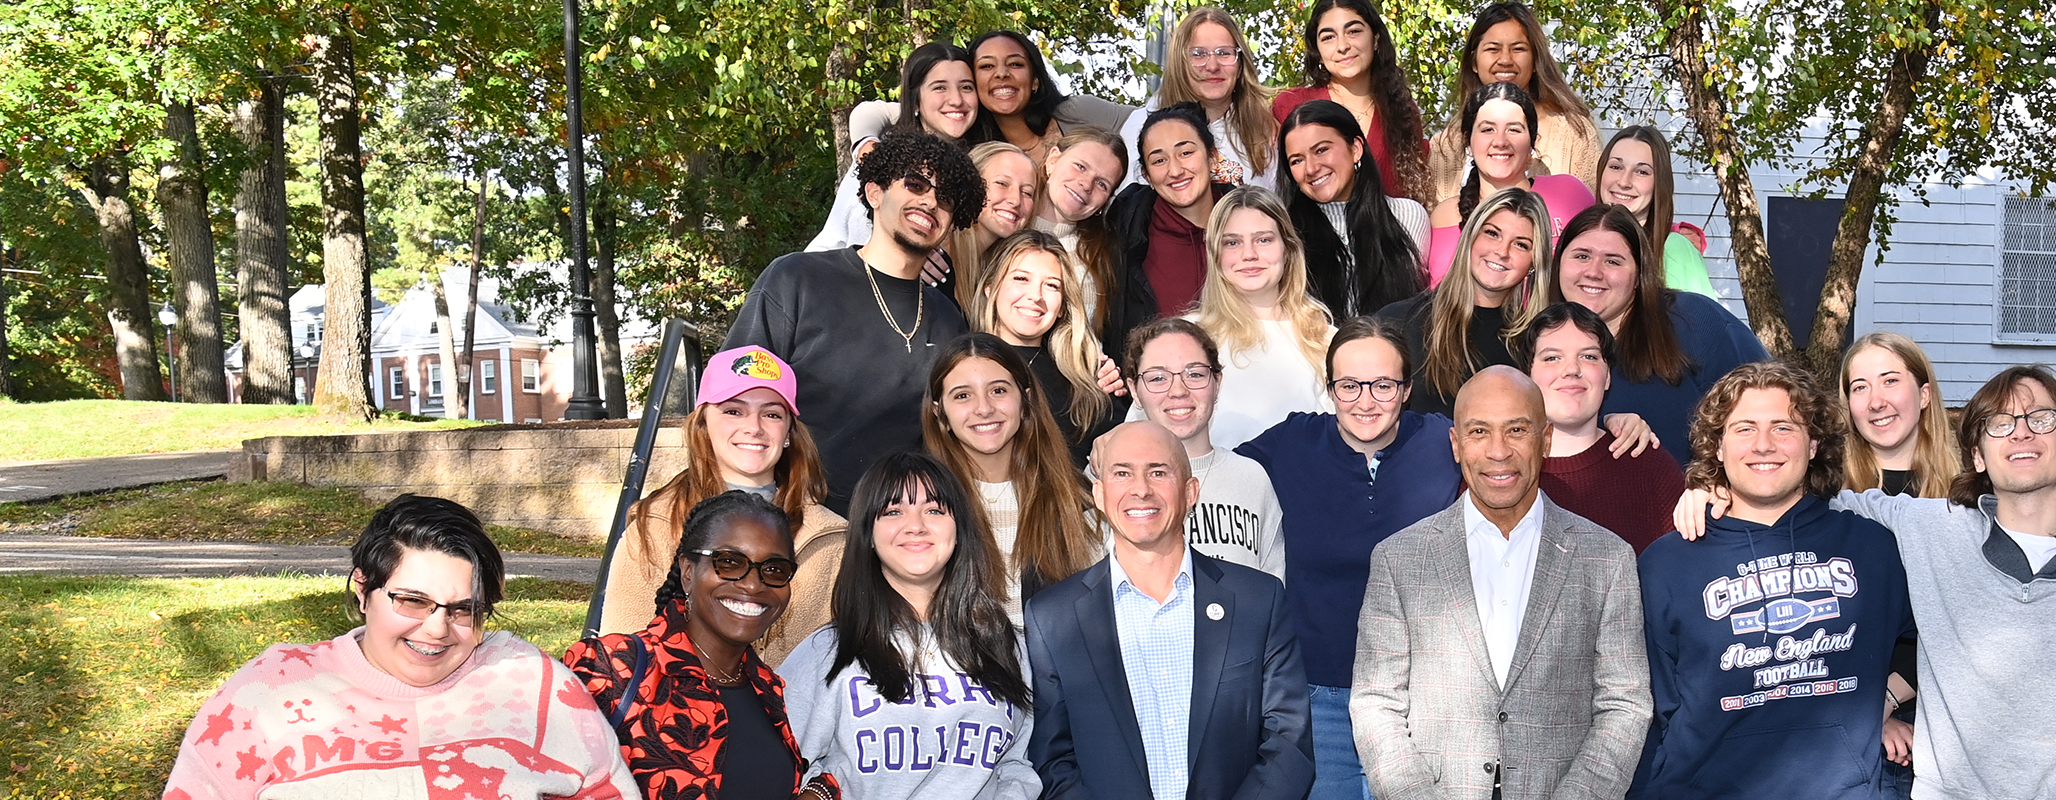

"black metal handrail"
[582,319,699,638]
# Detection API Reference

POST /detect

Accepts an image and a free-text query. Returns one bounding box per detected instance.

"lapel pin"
[1206,603,1224,620]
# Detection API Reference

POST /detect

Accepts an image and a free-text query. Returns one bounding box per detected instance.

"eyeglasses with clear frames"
[1981,408,2056,438]
[1137,366,1216,393]
[381,588,483,627]
[1187,47,1241,63]
[1329,377,1408,403]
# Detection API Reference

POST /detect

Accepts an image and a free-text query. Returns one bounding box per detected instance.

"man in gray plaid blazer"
[1352,366,1652,800]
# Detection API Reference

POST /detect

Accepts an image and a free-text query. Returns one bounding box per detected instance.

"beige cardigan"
[595,480,848,668]
[1424,109,1601,207]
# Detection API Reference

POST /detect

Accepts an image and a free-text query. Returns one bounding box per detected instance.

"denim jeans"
[1309,684,1373,800]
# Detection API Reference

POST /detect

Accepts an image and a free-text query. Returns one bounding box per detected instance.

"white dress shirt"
[1462,492,1545,688]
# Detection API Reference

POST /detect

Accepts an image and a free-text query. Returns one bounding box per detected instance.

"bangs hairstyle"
[349,494,506,622]
[830,451,1031,708]
[1325,315,1412,383]
[968,229,1110,431]
[889,41,980,143]
[1275,100,1423,316]
[1455,81,1540,226]
[1295,0,1428,201]
[1601,125,1681,258]
[968,31,1068,137]
[651,491,796,614]
[624,401,826,586]
[948,141,1039,306]
[1196,186,1335,377]
[1949,365,2056,508]
[1160,7,1278,176]
[1517,301,1616,370]
[1121,316,1223,380]
[921,332,1099,585]
[1424,187,1553,398]
[1053,127,1132,335]
[1841,332,1958,498]
[1448,2,1593,121]
[1684,360,1847,500]
[1549,203,1688,385]
[856,130,986,230]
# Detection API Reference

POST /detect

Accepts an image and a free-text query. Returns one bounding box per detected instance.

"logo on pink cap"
[697,346,800,415]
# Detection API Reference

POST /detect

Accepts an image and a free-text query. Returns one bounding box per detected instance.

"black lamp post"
[158,300,179,403]
[560,0,605,420]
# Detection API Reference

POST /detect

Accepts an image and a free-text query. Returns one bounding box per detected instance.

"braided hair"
[1455,82,1539,227]
[651,490,795,614]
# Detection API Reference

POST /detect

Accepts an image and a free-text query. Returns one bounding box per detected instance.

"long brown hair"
[1445,3,1594,123]
[1296,0,1428,201]
[1599,125,1679,263]
[1949,366,2056,508]
[1454,81,1539,227]
[921,333,1098,586]
[1050,128,1130,336]
[1841,332,1958,498]
[968,230,1110,434]
[1423,187,1553,398]
[626,404,827,569]
[1548,203,1689,385]
[1160,7,1278,177]
[1684,360,1847,500]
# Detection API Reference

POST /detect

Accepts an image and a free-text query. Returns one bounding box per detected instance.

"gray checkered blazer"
[1351,494,1652,800]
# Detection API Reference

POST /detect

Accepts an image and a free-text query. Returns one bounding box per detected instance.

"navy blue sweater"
[1599,291,1767,455]
[1236,411,1461,686]
[1631,494,1912,800]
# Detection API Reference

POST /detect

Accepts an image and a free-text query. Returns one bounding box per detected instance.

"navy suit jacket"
[1026,550,1315,800]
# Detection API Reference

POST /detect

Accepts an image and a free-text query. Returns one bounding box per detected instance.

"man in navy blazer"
[1027,421,1315,799]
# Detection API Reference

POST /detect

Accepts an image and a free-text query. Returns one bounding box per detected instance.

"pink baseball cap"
[697,346,800,415]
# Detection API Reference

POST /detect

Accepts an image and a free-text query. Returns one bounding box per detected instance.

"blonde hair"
[1841,332,1958,498]
[1160,7,1278,178]
[950,142,1038,308]
[1195,186,1334,376]
[968,230,1110,437]
[1424,187,1553,398]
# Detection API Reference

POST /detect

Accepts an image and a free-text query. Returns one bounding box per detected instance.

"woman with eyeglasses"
[780,451,1041,800]
[566,491,836,800]
[165,495,636,798]
[922,333,1100,619]
[1118,6,1278,191]
[599,346,845,667]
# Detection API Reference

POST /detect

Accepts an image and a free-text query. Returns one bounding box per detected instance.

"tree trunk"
[1658,0,1796,360]
[828,41,857,178]
[80,154,168,401]
[160,100,229,403]
[310,21,375,421]
[458,170,486,417]
[0,247,12,400]
[234,79,296,404]
[431,276,466,419]
[592,170,626,418]
[1798,0,1941,380]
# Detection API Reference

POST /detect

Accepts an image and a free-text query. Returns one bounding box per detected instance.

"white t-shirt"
[2001,524,2056,573]
[1122,317,1334,451]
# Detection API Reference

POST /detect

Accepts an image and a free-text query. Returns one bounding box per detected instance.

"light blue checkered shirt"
[1109,547,1196,800]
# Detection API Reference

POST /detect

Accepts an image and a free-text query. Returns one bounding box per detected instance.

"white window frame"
[389,367,406,399]
[480,359,498,394]
[522,359,541,393]
[427,363,444,399]
[1997,195,2056,343]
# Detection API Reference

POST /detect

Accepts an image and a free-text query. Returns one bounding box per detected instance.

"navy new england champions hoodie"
[1629,494,1912,800]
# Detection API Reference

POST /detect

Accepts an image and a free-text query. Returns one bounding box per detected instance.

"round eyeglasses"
[1136,366,1216,393]
[1981,408,2056,438]
[1328,377,1408,403]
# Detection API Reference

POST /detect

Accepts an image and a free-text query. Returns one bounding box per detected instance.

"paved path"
[0,450,237,503]
[0,533,600,583]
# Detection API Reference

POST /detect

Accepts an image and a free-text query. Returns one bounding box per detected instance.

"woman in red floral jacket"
[565,491,840,800]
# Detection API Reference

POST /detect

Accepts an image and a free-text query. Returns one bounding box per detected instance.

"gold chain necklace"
[684,626,745,685]
[864,261,924,352]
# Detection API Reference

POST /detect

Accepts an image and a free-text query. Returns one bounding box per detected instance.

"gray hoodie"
[1831,489,2056,800]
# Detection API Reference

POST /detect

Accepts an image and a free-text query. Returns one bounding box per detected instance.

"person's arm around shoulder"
[987,635,1046,800]
[1054,93,1138,134]
[1350,544,1441,800]
[1550,540,1653,800]
[1025,596,1097,799]
[1228,575,1315,800]
[540,655,643,799]
[846,100,899,150]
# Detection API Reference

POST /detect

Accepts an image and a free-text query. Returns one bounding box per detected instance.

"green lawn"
[0,574,591,800]
[0,399,483,463]
[0,480,604,558]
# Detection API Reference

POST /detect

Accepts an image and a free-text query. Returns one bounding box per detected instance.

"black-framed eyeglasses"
[381,588,484,627]
[1329,377,1408,403]
[1982,408,2056,438]
[1136,366,1216,393]
[688,549,800,588]
[1187,46,1241,63]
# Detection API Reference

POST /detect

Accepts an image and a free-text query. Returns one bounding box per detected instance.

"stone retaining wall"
[231,422,688,539]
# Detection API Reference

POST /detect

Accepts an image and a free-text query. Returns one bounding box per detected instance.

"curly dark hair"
[856,130,986,230]
[651,490,795,614]
[1684,361,1847,500]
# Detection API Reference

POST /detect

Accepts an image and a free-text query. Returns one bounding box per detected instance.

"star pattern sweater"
[163,628,636,800]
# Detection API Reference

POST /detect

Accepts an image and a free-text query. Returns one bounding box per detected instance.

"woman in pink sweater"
[163,495,636,800]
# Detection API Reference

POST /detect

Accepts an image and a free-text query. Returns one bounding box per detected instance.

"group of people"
[160,3,2054,800]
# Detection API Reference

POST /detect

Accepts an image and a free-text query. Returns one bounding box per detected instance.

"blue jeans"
[1309,684,1372,800]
